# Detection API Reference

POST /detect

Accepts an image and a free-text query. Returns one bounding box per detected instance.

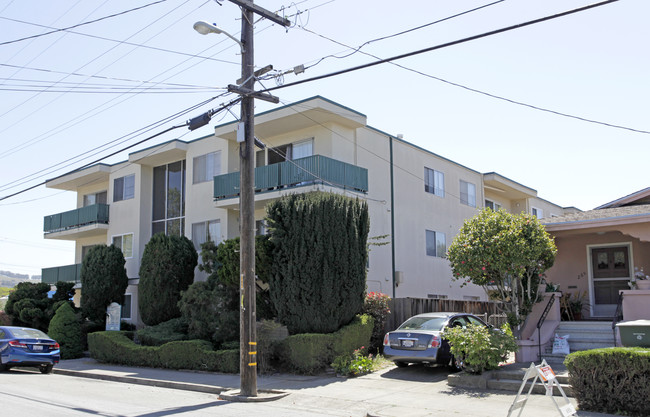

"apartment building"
[42,96,572,326]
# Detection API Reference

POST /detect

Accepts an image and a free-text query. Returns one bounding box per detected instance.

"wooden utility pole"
[227,0,289,397]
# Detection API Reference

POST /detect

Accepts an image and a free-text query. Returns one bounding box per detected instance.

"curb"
[219,389,290,402]
[53,368,224,394]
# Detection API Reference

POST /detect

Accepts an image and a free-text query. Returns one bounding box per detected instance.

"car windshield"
[398,317,447,331]
[9,328,50,339]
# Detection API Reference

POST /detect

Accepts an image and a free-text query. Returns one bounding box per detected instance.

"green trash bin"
[616,320,650,347]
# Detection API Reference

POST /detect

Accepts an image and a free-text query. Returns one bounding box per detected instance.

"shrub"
[5,282,51,330]
[257,320,288,374]
[81,245,128,324]
[0,311,10,325]
[88,331,238,373]
[277,314,373,374]
[48,303,84,359]
[267,192,369,334]
[139,233,198,326]
[443,323,518,374]
[362,292,391,353]
[331,347,374,377]
[565,348,650,417]
[136,318,189,346]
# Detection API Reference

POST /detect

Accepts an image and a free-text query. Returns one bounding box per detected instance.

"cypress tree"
[266,192,369,334]
[81,244,128,324]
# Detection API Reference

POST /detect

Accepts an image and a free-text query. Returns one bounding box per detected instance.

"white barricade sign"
[507,360,576,417]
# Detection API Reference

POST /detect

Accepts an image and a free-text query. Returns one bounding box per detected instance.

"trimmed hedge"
[88,331,238,373]
[278,314,373,374]
[565,347,650,417]
[136,318,188,346]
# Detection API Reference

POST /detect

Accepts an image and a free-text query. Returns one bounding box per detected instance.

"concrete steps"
[541,321,615,364]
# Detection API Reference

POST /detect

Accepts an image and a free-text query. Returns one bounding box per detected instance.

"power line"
[0,16,240,66]
[0,0,170,47]
[0,98,241,201]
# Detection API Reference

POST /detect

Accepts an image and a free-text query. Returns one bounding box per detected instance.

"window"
[427,294,448,300]
[268,138,313,164]
[113,174,135,202]
[256,220,267,236]
[152,161,186,236]
[532,207,543,219]
[426,230,446,258]
[113,234,133,258]
[193,151,221,184]
[83,191,107,207]
[191,220,221,251]
[485,199,501,211]
[424,167,444,197]
[460,180,476,207]
[121,294,132,320]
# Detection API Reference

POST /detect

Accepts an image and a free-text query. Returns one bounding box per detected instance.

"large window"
[152,161,186,236]
[191,220,221,251]
[424,167,444,197]
[425,230,446,258]
[460,180,476,207]
[83,191,107,207]
[112,233,133,258]
[114,175,135,202]
[193,151,221,184]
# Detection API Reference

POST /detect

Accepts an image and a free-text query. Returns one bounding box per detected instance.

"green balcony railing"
[44,203,109,234]
[42,263,82,284]
[214,155,368,200]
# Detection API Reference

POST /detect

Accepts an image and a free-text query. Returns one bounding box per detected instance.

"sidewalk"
[54,358,617,417]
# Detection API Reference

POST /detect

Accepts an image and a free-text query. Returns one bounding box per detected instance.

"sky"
[0,0,648,277]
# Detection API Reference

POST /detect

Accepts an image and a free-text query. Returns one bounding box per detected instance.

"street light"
[193,21,244,52]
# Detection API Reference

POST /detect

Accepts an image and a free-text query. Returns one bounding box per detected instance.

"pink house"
[541,188,650,321]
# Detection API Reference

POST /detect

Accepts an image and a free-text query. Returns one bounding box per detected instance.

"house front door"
[590,246,631,317]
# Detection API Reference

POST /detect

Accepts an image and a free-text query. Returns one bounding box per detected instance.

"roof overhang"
[129,140,188,166]
[46,164,111,191]
[214,96,367,141]
[483,172,537,200]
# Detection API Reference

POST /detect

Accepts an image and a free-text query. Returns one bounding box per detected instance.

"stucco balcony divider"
[213,154,368,200]
[44,203,110,234]
[42,263,82,285]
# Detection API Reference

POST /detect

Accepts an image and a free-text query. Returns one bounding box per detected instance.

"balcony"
[42,264,81,285]
[43,203,109,239]
[214,155,368,204]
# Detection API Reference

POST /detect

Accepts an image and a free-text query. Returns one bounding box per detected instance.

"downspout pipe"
[390,136,396,298]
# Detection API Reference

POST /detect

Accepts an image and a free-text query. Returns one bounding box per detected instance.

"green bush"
[88,331,238,373]
[81,245,128,324]
[443,323,518,374]
[48,303,84,359]
[362,292,391,353]
[278,314,373,374]
[331,347,373,377]
[136,318,189,346]
[565,348,650,417]
[139,233,198,326]
[267,193,369,334]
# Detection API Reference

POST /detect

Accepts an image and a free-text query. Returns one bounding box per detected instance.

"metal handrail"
[611,292,624,346]
[537,294,556,362]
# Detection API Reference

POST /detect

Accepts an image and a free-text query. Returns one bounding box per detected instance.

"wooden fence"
[384,298,505,332]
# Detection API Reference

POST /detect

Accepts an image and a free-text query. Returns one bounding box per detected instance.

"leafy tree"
[266,192,369,334]
[5,281,76,331]
[447,209,557,333]
[179,235,274,346]
[81,244,129,324]
[139,233,198,326]
[48,302,84,359]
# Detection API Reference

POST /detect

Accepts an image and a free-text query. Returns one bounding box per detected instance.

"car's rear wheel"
[394,361,409,368]
[0,363,7,372]
[39,364,53,374]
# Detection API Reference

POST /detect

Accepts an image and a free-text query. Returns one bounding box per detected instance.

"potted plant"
[630,267,650,290]
[560,291,588,321]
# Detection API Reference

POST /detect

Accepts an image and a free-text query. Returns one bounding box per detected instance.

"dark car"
[0,326,60,374]
[382,312,488,369]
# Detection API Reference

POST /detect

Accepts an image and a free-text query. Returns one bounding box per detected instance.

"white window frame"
[112,233,134,259]
[485,199,502,211]
[425,230,446,258]
[193,151,221,184]
[424,167,444,197]
[192,220,221,251]
[532,207,543,219]
[460,180,476,207]
[113,174,135,202]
